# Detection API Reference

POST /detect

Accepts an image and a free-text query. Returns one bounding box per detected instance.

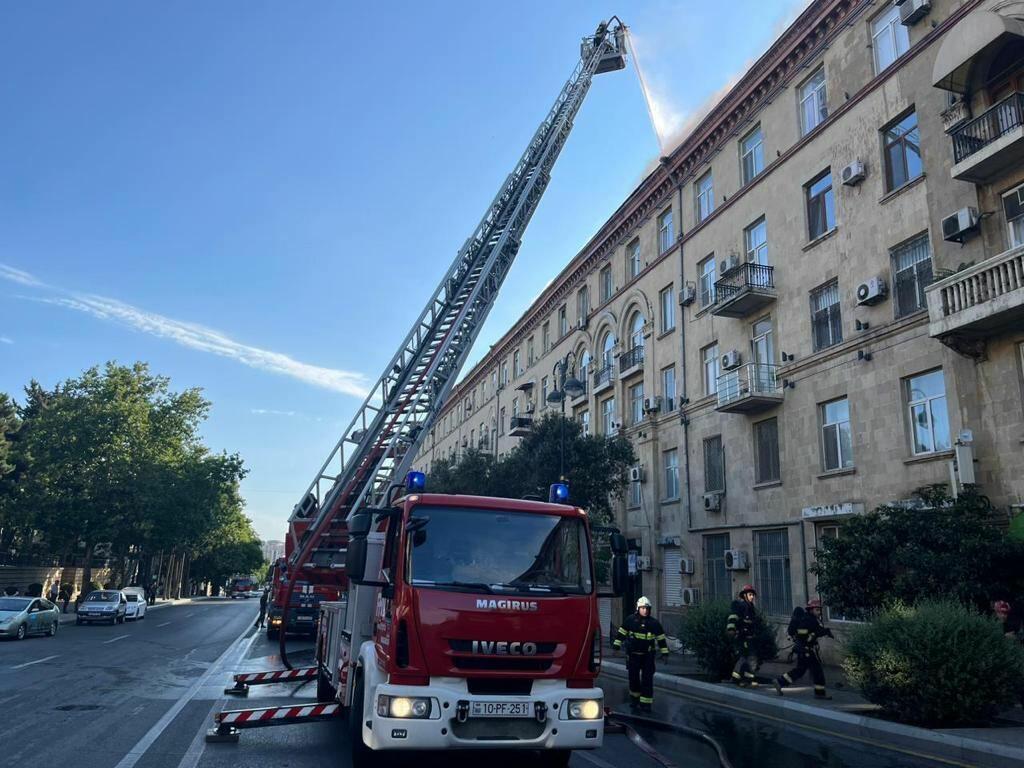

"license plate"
[297,616,313,621]
[469,701,532,718]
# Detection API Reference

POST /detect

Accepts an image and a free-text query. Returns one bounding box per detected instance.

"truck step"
[206,702,341,741]
[223,667,318,695]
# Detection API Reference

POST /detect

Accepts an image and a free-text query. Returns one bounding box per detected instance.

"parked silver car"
[0,596,61,640]
[77,590,127,625]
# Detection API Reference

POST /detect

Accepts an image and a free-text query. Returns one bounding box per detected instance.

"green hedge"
[680,600,778,680]
[844,600,1024,726]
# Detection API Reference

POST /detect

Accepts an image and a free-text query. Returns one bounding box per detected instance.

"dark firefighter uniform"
[727,584,761,687]
[775,599,833,699]
[613,597,669,711]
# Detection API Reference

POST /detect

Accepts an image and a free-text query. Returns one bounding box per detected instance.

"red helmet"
[739,584,757,596]
[994,600,1011,613]
[807,598,823,609]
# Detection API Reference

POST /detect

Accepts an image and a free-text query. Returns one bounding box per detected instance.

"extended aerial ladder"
[276,19,629,668]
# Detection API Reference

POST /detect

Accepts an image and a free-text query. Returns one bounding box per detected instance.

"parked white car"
[121,587,148,621]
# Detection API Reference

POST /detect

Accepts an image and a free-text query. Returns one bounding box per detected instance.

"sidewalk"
[602,653,1024,767]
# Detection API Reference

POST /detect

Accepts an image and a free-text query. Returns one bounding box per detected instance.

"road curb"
[601,661,1023,768]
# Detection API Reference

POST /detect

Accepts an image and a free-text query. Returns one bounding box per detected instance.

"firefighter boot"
[814,686,832,700]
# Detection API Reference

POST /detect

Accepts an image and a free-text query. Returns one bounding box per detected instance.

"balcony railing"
[593,364,614,390]
[571,370,589,403]
[952,92,1024,164]
[712,263,776,318]
[619,345,644,373]
[508,416,533,437]
[716,363,783,413]
[926,244,1024,339]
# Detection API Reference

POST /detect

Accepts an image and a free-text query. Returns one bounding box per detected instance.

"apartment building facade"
[413,0,1024,641]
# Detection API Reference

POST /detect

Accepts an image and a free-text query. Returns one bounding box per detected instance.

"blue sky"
[0,1,807,542]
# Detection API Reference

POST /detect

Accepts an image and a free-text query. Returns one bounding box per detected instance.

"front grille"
[453,658,552,672]
[451,717,545,741]
[467,678,533,696]
[448,640,557,654]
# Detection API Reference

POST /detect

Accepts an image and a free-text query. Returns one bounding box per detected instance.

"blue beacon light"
[548,483,570,503]
[406,471,426,492]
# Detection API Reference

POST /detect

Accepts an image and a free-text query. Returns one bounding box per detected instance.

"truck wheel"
[316,668,335,702]
[348,671,372,768]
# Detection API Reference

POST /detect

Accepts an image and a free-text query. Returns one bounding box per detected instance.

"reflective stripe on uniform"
[639,696,654,704]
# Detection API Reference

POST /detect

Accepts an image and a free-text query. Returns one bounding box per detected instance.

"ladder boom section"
[288,22,626,560]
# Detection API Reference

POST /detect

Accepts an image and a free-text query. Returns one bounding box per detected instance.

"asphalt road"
[0,598,945,768]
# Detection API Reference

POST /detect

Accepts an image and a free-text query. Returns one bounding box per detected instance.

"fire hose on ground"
[606,709,735,768]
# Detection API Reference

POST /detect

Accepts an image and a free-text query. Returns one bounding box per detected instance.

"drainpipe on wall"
[676,180,694,534]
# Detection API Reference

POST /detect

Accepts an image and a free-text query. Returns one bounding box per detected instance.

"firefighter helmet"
[636,596,652,610]
[807,598,823,609]
[739,584,757,596]
[994,600,1011,613]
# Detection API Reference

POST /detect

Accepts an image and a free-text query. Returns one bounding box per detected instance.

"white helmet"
[636,596,652,610]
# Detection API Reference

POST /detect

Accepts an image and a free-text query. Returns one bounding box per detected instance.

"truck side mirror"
[349,511,373,537]
[611,554,628,597]
[346,537,368,583]
[609,533,627,555]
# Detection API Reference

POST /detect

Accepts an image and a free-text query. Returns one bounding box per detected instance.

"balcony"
[508,416,533,437]
[570,372,588,405]
[715,363,783,414]
[619,346,644,377]
[711,263,776,318]
[950,92,1024,183]
[593,364,614,394]
[926,245,1024,342]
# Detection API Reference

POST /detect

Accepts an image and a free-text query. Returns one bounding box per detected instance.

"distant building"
[261,540,284,564]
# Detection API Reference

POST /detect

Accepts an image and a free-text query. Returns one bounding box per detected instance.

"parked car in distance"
[0,596,61,640]
[77,590,127,625]
[121,587,147,620]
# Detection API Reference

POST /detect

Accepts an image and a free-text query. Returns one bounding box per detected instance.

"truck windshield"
[406,506,592,594]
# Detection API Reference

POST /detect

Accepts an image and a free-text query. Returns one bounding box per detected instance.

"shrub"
[844,600,1024,727]
[27,582,43,597]
[680,600,778,680]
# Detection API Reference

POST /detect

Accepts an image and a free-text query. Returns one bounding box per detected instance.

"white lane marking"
[103,634,130,644]
[114,619,254,768]
[11,654,59,670]
[156,622,171,627]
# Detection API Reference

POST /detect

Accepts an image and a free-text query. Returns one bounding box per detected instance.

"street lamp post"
[546,351,586,482]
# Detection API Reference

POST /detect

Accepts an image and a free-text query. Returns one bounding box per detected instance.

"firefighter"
[726,584,762,688]
[613,596,669,712]
[774,598,834,699]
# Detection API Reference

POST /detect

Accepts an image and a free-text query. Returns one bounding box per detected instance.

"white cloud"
[0,336,13,345]
[1,262,370,398]
[251,408,298,417]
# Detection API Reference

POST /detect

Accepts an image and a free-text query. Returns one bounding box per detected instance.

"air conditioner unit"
[840,160,866,186]
[576,316,588,330]
[680,557,695,575]
[720,252,742,276]
[643,396,662,413]
[856,276,887,306]
[724,549,749,571]
[629,465,645,483]
[636,556,652,571]
[898,0,930,25]
[941,207,980,243]
[703,491,722,512]
[682,587,700,606]
[680,282,697,306]
[721,350,742,370]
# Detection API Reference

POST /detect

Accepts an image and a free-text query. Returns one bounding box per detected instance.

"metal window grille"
[703,533,731,602]
[891,234,933,318]
[754,418,780,484]
[755,529,792,616]
[703,435,724,492]
[663,548,683,607]
[810,280,842,351]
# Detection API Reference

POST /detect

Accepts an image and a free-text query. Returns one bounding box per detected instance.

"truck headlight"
[376,695,431,719]
[566,699,602,720]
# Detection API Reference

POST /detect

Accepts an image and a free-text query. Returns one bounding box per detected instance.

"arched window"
[579,350,591,380]
[629,312,646,350]
[602,333,616,370]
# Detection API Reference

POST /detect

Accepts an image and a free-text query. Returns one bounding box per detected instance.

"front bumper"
[363,679,603,751]
[79,611,115,621]
[0,623,21,636]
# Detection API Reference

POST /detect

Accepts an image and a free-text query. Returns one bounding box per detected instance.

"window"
[696,171,714,223]
[513,350,521,377]
[627,239,641,280]
[703,435,724,492]
[744,217,768,267]
[800,67,828,135]
[629,474,642,508]
[601,397,616,435]
[512,397,519,418]
[663,449,679,500]
[698,255,716,307]
[755,529,792,616]
[891,234,933,318]
[601,332,616,371]
[501,362,509,386]
[702,342,719,396]
[542,322,550,353]
[629,382,645,425]
[661,365,676,412]
[600,265,613,302]
[499,407,506,435]
[1003,184,1024,248]
[580,409,590,437]
[527,336,535,366]
[703,533,732,602]
[806,171,835,240]
[810,280,842,351]
[541,376,549,408]
[754,418,780,484]
[883,111,922,191]
[629,312,645,351]
[579,350,591,385]
[577,286,590,325]
[872,4,910,73]
[558,305,568,338]
[906,369,950,455]
[663,548,683,607]
[660,285,675,332]
[821,397,853,471]
[740,126,764,184]
[658,208,675,253]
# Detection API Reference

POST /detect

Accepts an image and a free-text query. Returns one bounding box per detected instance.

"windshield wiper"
[415,581,496,594]
[505,582,570,594]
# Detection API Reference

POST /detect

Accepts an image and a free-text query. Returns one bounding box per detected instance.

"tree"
[812,485,1024,615]
[428,414,635,525]
[0,393,26,553]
